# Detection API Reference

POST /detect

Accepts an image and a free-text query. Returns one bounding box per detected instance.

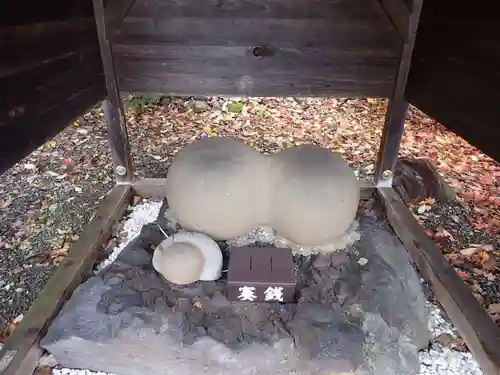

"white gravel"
[419,303,484,375]
[93,200,163,273]
[227,221,361,256]
[50,202,484,375]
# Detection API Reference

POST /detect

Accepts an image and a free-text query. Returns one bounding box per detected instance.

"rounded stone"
[166,137,269,240]
[153,231,223,285]
[269,145,360,246]
[152,242,204,285]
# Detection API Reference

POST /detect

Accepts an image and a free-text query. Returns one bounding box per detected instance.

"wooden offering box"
[227,247,296,303]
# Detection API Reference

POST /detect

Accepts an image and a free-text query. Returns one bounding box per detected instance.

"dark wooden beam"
[377,0,410,40]
[0,84,104,175]
[373,0,422,186]
[112,0,401,97]
[93,0,134,183]
[0,185,133,375]
[104,0,137,32]
[406,0,500,164]
[379,187,500,375]
[0,19,98,79]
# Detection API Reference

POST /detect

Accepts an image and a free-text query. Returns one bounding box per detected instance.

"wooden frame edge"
[378,187,500,375]
[0,185,133,375]
[132,178,376,199]
[376,0,411,40]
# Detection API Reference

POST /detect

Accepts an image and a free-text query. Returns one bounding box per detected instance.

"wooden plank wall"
[113,0,402,97]
[0,0,105,175]
[406,0,500,163]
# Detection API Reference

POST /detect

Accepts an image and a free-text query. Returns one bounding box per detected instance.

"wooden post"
[93,0,134,183]
[374,0,423,187]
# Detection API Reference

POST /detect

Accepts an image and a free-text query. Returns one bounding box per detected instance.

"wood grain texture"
[376,0,410,39]
[113,0,401,96]
[373,0,422,185]
[128,0,391,18]
[0,49,103,127]
[406,0,500,163]
[0,76,105,175]
[379,187,500,375]
[94,0,134,182]
[0,185,133,375]
[0,0,104,174]
[0,0,93,25]
[133,178,375,199]
[0,19,98,78]
[105,0,137,31]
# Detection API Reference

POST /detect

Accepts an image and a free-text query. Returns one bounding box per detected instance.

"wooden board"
[406,0,500,163]
[94,0,134,182]
[113,0,401,96]
[0,185,133,375]
[377,0,410,39]
[132,177,375,199]
[0,0,104,175]
[0,0,94,25]
[378,187,500,375]
[0,50,105,175]
[0,50,103,126]
[0,19,99,78]
[373,0,421,184]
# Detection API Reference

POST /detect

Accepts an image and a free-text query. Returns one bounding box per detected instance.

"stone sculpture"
[269,145,360,245]
[166,137,360,246]
[152,231,223,285]
[165,137,269,240]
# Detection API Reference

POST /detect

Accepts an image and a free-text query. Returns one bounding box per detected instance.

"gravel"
[93,200,163,274]
[419,305,483,375]
[46,202,485,375]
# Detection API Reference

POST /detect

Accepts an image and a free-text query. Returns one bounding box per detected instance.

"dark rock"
[394,157,456,205]
[40,207,426,375]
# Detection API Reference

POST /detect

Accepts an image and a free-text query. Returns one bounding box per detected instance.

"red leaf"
[424,229,434,238]
[456,270,469,281]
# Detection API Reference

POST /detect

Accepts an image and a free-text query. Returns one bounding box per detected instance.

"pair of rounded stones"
[154,137,360,285]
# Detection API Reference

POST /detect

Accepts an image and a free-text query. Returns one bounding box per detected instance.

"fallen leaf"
[34,366,52,375]
[483,272,496,281]
[433,333,462,348]
[420,198,436,205]
[488,303,500,314]
[459,248,477,257]
[203,126,217,136]
[456,270,469,281]
[12,314,24,324]
[417,205,430,214]
[0,197,13,209]
[424,229,434,238]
